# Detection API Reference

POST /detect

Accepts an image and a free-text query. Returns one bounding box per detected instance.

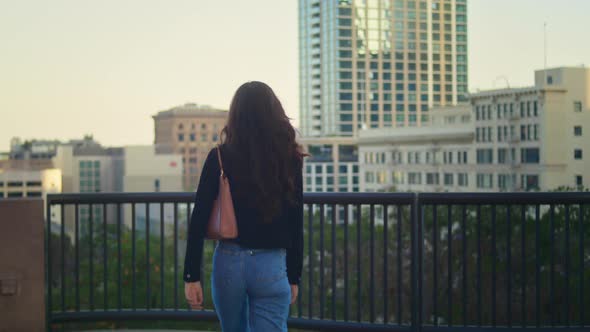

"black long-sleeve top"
[183,145,304,285]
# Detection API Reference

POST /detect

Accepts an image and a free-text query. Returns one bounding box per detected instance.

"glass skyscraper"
[299,0,468,137]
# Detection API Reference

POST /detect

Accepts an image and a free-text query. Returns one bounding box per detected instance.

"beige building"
[359,67,590,192]
[153,103,228,191]
[122,145,183,231]
[53,138,124,194]
[360,105,473,192]
[123,145,182,192]
[0,168,62,200]
[52,139,183,238]
[0,168,62,229]
[470,66,590,191]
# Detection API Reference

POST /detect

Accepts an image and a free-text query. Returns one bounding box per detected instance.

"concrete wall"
[0,199,45,332]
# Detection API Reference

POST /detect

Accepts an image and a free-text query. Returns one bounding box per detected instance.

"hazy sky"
[1,0,589,151]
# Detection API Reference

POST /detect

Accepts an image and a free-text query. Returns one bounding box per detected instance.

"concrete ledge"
[0,198,45,332]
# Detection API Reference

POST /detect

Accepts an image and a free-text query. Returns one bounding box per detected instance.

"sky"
[1,0,589,151]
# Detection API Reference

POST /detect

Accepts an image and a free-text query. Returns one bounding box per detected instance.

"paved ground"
[80,330,212,332]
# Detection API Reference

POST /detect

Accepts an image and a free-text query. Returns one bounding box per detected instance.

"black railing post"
[410,193,420,332]
[45,201,52,332]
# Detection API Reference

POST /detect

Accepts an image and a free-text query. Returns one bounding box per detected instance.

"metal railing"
[45,192,590,331]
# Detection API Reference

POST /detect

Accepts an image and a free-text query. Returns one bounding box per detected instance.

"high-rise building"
[153,103,228,191]
[299,0,468,137]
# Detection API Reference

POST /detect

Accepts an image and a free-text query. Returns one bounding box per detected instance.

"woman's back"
[204,143,303,252]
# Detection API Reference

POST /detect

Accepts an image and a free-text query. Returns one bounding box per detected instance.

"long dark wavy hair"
[220,81,306,223]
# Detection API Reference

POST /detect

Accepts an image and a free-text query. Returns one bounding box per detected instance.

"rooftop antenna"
[544,22,548,85]
[492,76,510,89]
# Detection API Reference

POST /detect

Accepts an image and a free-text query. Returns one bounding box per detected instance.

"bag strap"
[216,145,225,176]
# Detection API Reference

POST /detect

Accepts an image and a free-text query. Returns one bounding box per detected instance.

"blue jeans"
[211,241,291,332]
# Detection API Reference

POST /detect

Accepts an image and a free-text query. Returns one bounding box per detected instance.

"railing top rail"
[47,191,590,205]
[46,191,590,206]
[419,191,590,205]
[304,192,415,204]
[46,192,416,205]
[46,192,195,204]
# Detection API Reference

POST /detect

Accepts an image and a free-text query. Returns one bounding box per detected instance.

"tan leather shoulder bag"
[206,146,238,240]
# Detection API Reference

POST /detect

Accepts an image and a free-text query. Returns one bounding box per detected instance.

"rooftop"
[153,103,228,119]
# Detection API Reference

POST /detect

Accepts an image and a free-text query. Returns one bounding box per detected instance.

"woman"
[183,81,305,331]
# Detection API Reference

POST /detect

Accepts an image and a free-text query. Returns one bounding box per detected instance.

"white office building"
[299,136,360,193]
[360,67,590,192]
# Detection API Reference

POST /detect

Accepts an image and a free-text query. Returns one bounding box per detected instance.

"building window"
[444,173,454,186]
[376,172,386,184]
[392,171,404,185]
[154,179,160,192]
[527,101,531,117]
[408,172,422,185]
[576,175,583,187]
[574,101,583,112]
[574,126,582,136]
[426,173,439,185]
[458,173,469,187]
[189,133,196,141]
[521,174,539,191]
[365,172,374,184]
[476,149,493,164]
[521,148,540,164]
[498,174,516,191]
[178,134,184,142]
[498,148,508,164]
[547,75,553,84]
[476,174,493,189]
[574,149,583,160]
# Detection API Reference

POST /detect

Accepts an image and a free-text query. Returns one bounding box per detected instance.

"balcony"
[40,192,590,331]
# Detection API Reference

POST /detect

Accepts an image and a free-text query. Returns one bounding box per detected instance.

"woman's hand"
[290,284,298,304]
[185,281,203,310]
